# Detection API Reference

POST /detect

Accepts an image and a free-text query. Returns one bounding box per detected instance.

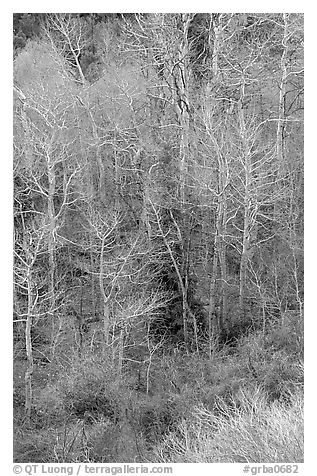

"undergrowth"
[154,387,303,463]
[14,325,304,463]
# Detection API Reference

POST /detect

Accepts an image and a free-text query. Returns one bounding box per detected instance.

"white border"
[3,4,313,474]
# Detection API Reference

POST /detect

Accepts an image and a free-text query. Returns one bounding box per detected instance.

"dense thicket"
[13,13,304,463]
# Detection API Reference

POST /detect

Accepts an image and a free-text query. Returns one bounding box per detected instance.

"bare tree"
[14,45,81,357]
[45,14,89,85]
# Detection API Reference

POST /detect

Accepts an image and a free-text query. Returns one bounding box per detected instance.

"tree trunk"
[206,13,227,344]
[219,233,227,328]
[25,269,34,423]
[176,14,191,205]
[99,234,111,351]
[211,13,223,82]
[117,329,124,380]
[78,99,106,203]
[208,222,220,352]
[140,174,152,238]
[207,170,227,345]
[47,155,57,357]
[238,90,252,318]
[217,163,228,330]
[276,13,289,179]
[89,233,97,320]
[151,202,190,346]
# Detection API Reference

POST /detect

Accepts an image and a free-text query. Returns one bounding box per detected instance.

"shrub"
[266,323,303,357]
[257,352,303,403]
[130,394,182,445]
[154,387,303,463]
[235,330,304,402]
[14,428,58,463]
[56,356,122,424]
[33,385,66,428]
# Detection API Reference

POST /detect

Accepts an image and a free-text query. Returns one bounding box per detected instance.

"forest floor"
[13,323,304,463]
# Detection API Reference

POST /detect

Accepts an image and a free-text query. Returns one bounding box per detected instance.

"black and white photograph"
[12,10,304,467]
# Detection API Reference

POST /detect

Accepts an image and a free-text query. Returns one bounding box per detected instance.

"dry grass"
[154,386,304,463]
